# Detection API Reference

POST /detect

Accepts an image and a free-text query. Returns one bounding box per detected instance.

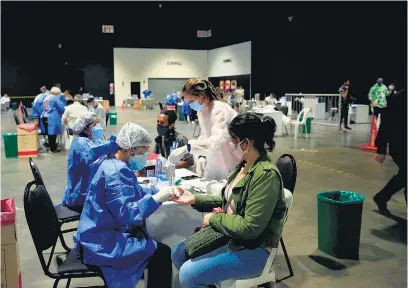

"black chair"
[275,154,297,282]
[279,105,289,116]
[28,157,80,251]
[14,112,22,125]
[24,181,106,288]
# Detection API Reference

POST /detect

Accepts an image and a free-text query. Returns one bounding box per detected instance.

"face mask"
[389,85,394,91]
[377,81,383,85]
[189,100,204,111]
[65,96,70,100]
[129,153,148,171]
[91,124,104,140]
[230,139,247,159]
[157,125,169,136]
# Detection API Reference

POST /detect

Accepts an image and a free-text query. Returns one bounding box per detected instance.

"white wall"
[207,41,251,77]
[114,48,207,106]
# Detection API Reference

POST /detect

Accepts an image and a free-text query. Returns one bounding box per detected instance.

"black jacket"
[375,89,406,157]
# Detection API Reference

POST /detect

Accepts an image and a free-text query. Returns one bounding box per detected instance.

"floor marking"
[298,159,349,175]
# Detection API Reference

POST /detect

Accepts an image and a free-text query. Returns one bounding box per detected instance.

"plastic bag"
[317,191,365,204]
[17,123,37,132]
[1,197,16,226]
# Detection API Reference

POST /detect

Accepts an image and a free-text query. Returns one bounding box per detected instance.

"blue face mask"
[129,153,148,171]
[189,100,203,112]
[377,81,383,85]
[91,124,104,140]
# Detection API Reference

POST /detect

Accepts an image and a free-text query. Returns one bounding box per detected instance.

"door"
[148,78,189,103]
[131,82,141,97]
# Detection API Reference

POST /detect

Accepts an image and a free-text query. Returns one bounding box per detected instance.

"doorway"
[131,82,141,98]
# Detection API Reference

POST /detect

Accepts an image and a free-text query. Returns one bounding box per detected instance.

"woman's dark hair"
[182,78,225,102]
[228,113,276,154]
[78,122,93,138]
[66,100,74,106]
[160,110,177,124]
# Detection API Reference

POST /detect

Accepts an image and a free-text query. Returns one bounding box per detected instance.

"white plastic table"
[349,104,369,124]
[255,110,283,136]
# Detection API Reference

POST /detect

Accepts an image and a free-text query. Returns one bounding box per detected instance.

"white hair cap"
[116,122,152,149]
[70,112,99,135]
[50,87,61,95]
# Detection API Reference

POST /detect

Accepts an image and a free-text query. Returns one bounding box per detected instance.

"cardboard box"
[1,198,22,288]
[103,100,110,111]
[17,124,39,158]
[133,99,141,110]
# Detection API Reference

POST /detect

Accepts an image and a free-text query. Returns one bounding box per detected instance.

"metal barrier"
[283,94,342,127]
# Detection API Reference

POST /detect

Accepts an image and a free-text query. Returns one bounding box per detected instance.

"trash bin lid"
[317,191,365,204]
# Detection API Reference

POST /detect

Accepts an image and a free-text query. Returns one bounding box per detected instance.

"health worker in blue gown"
[32,86,48,120]
[40,86,65,153]
[75,122,175,288]
[62,112,119,213]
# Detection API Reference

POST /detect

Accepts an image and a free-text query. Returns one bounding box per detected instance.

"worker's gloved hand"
[168,146,189,164]
[108,135,116,142]
[152,186,179,203]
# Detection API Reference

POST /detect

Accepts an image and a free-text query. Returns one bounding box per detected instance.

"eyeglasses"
[130,148,149,156]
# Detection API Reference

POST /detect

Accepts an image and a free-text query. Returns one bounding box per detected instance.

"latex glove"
[152,186,179,203]
[168,146,188,164]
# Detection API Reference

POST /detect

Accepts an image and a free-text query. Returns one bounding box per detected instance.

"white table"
[140,99,154,110]
[254,110,283,136]
[144,169,206,288]
[349,104,369,124]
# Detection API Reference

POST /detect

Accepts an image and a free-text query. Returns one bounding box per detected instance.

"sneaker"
[344,126,352,130]
[373,195,391,216]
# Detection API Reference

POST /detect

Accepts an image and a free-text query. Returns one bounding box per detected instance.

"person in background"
[181,96,193,123]
[62,95,88,128]
[32,86,48,119]
[171,114,287,287]
[54,83,67,106]
[368,77,389,117]
[155,110,194,169]
[169,78,239,181]
[62,112,118,213]
[87,97,106,129]
[64,90,73,102]
[41,87,65,153]
[338,79,355,130]
[75,122,175,288]
[165,93,179,113]
[1,94,10,102]
[373,85,406,215]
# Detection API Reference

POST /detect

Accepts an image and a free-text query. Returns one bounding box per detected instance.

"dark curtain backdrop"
[2,2,406,107]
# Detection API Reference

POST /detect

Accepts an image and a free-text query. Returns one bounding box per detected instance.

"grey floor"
[1,107,406,288]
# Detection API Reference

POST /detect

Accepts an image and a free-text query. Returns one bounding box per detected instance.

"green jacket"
[194,153,287,252]
[368,83,389,108]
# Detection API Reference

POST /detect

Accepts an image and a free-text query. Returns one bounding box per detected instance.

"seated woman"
[62,112,118,213]
[171,114,287,287]
[75,122,176,288]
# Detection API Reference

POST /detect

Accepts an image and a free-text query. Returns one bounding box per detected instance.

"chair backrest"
[28,157,45,187]
[297,107,311,123]
[14,112,22,125]
[279,105,289,116]
[276,154,297,195]
[24,181,61,274]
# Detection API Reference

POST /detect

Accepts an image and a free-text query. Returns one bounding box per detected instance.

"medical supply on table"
[181,175,200,181]
[167,163,176,185]
[155,155,163,174]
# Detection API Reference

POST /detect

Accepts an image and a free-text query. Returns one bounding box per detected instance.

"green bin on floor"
[317,191,365,260]
[178,108,186,122]
[109,112,117,125]
[2,133,18,158]
[11,102,18,111]
[299,116,313,134]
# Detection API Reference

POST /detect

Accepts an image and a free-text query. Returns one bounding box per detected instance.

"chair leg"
[280,237,294,277]
[59,233,71,252]
[65,278,71,288]
[53,279,60,288]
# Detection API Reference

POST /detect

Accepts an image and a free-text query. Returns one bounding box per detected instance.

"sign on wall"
[223,58,232,63]
[102,25,114,33]
[197,30,212,38]
[167,61,182,66]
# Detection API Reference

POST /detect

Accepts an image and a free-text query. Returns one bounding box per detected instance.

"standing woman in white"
[169,78,239,181]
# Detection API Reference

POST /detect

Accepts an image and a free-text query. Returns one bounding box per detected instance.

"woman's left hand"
[202,213,214,227]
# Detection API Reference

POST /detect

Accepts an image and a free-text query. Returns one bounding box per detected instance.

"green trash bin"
[11,102,18,111]
[317,191,365,260]
[109,112,117,125]
[178,108,186,122]
[2,133,18,158]
[299,116,313,134]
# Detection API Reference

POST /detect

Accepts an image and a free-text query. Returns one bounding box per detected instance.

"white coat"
[190,101,239,181]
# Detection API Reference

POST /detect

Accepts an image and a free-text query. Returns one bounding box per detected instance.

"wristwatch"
[187,143,191,153]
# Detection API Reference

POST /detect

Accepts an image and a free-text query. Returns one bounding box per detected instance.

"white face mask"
[230,139,247,159]
[388,85,394,91]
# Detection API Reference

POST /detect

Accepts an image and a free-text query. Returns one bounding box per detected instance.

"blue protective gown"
[32,93,46,118]
[62,136,119,211]
[181,99,192,115]
[165,93,178,106]
[41,96,65,135]
[58,93,67,106]
[75,155,160,287]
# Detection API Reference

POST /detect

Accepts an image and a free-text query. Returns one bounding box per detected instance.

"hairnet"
[70,112,99,135]
[50,87,61,95]
[116,122,152,149]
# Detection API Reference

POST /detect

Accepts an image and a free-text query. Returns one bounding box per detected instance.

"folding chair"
[24,181,106,288]
[28,157,80,252]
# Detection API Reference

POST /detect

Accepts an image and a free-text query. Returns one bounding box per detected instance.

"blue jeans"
[171,240,269,288]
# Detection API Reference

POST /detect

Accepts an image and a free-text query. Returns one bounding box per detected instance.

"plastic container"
[10,102,18,111]
[155,156,163,175]
[109,112,117,125]
[299,116,313,134]
[2,133,18,158]
[317,191,365,260]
